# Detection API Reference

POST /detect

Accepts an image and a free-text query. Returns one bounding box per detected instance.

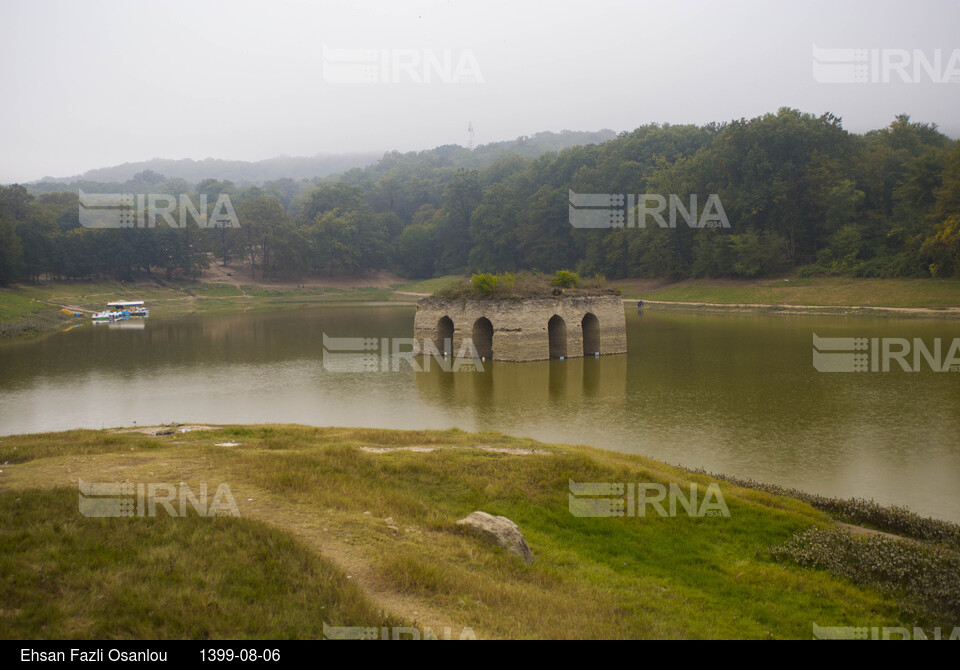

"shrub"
[470,273,498,297]
[771,527,960,622]
[550,270,580,288]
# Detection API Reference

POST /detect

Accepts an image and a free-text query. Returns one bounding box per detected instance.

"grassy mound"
[0,424,949,638]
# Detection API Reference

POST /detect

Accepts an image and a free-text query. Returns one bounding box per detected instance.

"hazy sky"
[1,0,958,183]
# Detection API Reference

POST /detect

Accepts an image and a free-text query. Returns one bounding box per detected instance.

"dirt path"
[238,491,461,634]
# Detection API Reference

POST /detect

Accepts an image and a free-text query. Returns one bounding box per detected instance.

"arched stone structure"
[413,295,627,362]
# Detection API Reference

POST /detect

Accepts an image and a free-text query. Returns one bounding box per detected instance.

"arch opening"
[436,316,454,356]
[472,317,493,360]
[548,315,567,359]
[582,312,600,356]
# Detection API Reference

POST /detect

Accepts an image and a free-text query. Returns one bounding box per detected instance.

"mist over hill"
[27,129,617,191]
[35,154,382,188]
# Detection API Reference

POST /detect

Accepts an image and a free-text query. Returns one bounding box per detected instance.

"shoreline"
[636,298,960,319]
[4,275,960,342]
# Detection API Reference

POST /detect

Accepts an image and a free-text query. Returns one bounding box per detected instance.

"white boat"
[92,300,149,322]
[107,300,149,317]
[91,310,126,322]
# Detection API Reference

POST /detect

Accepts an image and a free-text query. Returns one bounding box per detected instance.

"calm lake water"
[1,304,958,521]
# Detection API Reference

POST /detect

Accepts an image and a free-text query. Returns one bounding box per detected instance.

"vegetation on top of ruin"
[432,271,621,300]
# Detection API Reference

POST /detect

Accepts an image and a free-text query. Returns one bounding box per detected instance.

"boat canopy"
[106,300,145,307]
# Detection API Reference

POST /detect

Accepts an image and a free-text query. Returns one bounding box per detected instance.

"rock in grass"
[456,511,534,565]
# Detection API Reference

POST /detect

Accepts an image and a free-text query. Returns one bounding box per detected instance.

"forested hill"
[2,109,959,285]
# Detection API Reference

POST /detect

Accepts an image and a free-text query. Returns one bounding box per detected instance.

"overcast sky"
[1,0,958,183]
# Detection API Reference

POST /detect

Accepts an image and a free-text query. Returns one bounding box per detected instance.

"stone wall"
[413,295,627,362]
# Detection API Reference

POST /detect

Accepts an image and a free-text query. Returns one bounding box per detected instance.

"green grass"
[185,283,244,297]
[0,291,44,322]
[0,429,171,464]
[0,424,934,639]
[240,285,325,298]
[619,278,960,309]
[0,290,51,321]
[12,280,180,305]
[239,285,396,303]
[0,487,399,639]
[0,289,68,338]
[393,275,466,294]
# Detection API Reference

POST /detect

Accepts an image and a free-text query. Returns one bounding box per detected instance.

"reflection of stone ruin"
[413,295,627,362]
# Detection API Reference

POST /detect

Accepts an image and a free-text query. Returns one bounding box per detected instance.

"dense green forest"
[1,109,958,285]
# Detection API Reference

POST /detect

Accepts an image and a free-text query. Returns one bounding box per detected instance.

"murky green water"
[1,305,958,521]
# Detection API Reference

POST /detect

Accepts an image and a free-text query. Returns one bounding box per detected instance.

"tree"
[0,219,23,284]
[921,216,960,277]
[394,224,435,278]
[0,184,34,221]
[433,169,482,273]
[309,209,361,275]
[517,185,575,272]
[468,183,520,272]
[238,196,288,279]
